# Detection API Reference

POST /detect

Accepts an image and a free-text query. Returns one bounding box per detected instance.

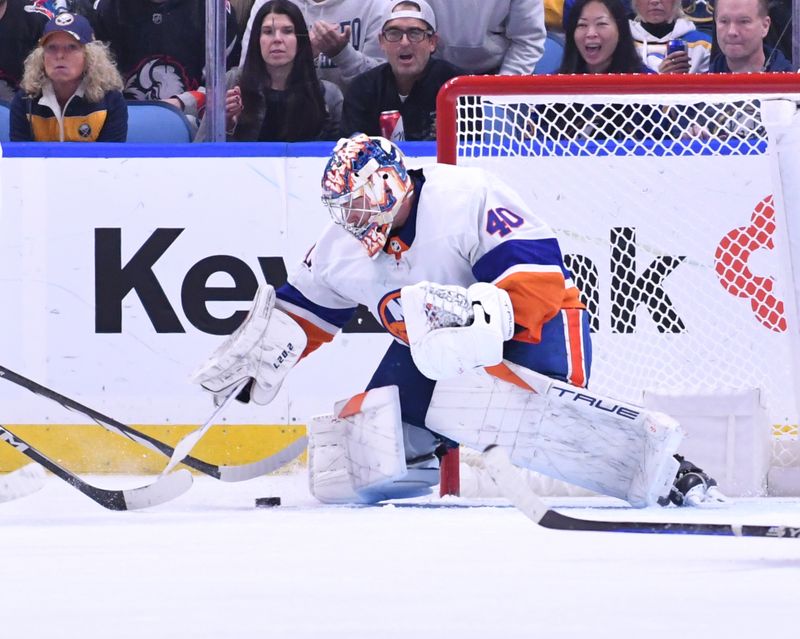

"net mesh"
[445,87,800,480]
[455,92,778,158]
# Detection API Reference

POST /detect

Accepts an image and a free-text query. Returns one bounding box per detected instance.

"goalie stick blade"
[0,365,290,482]
[482,446,800,539]
[0,463,47,503]
[0,424,192,511]
[217,435,308,482]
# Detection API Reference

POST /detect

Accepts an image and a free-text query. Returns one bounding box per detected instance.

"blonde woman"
[629,0,711,73]
[10,12,127,141]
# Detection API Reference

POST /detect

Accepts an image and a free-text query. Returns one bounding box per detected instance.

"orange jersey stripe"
[285,312,336,359]
[563,308,587,388]
[496,271,584,343]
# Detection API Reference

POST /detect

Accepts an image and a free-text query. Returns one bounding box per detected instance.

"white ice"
[2,470,799,639]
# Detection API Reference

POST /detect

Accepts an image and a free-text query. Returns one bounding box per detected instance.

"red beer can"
[379,110,405,141]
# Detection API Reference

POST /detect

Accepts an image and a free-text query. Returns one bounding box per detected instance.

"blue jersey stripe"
[473,238,570,283]
[276,283,357,329]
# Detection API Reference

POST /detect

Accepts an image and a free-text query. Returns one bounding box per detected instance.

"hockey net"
[436,73,800,497]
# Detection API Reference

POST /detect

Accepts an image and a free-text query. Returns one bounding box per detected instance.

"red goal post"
[435,73,800,497]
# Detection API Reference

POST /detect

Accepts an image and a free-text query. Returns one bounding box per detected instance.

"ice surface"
[2,471,799,639]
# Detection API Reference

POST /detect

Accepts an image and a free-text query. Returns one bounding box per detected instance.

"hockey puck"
[255,496,281,508]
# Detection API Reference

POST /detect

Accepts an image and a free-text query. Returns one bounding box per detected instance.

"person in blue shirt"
[708,0,794,72]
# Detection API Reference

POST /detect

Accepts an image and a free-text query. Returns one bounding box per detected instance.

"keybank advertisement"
[0,150,796,428]
[0,154,401,425]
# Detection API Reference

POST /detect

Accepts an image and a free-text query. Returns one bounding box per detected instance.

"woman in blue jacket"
[10,11,127,141]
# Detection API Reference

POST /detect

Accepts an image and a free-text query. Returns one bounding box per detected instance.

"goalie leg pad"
[308,386,438,504]
[425,363,683,507]
[191,285,307,405]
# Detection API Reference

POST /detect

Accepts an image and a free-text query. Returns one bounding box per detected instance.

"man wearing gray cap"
[341,0,462,141]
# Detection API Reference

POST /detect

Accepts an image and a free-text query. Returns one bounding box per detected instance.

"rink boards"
[0,141,797,471]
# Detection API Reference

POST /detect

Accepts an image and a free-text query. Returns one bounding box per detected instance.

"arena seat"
[0,101,10,143]
[126,101,194,143]
[534,34,565,75]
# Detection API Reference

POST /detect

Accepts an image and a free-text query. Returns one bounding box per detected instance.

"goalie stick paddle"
[0,463,47,503]
[0,365,306,482]
[482,446,800,539]
[160,378,248,476]
[0,424,193,510]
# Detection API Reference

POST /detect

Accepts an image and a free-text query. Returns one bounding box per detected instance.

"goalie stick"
[0,463,47,503]
[483,446,800,539]
[0,424,192,510]
[0,365,307,482]
[160,378,248,476]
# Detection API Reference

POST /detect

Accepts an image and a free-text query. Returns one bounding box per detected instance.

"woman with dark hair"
[559,0,649,73]
[195,0,342,141]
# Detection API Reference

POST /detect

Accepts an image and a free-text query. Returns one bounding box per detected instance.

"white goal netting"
[437,74,800,493]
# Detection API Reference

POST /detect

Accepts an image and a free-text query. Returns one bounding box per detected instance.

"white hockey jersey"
[629,18,712,74]
[275,164,584,361]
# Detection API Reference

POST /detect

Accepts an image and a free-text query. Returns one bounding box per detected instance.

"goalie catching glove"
[401,281,515,380]
[191,285,307,405]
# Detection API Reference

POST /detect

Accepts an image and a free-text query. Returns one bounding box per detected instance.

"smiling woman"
[194,0,343,142]
[9,11,127,141]
[559,0,649,73]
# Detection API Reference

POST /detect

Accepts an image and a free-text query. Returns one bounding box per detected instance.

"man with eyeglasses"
[342,0,462,141]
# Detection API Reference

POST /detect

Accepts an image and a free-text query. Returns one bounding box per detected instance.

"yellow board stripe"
[0,424,307,473]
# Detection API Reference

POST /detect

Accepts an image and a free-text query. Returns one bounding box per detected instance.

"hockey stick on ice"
[0,463,47,503]
[0,365,307,482]
[483,446,800,539]
[0,424,192,510]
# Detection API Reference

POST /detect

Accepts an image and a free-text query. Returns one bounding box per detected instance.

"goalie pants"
[366,308,593,452]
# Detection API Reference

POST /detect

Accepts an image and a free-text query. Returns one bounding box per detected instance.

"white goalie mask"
[321,133,414,258]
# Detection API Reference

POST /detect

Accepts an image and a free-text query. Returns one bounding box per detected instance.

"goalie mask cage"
[436,73,800,497]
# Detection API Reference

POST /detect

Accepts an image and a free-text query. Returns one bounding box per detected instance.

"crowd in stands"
[0,0,795,143]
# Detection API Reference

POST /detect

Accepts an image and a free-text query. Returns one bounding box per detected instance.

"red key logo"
[715,195,786,332]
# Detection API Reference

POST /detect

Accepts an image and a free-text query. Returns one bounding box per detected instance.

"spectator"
[342,0,462,141]
[563,0,634,28]
[629,0,712,72]
[681,0,714,36]
[240,0,391,92]
[552,0,659,141]
[0,0,49,102]
[709,0,793,72]
[195,0,342,141]
[27,0,96,19]
[229,0,256,40]
[10,12,127,141]
[92,0,241,119]
[559,0,649,73]
[427,0,546,74]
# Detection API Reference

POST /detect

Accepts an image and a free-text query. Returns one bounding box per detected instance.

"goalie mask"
[321,133,413,258]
